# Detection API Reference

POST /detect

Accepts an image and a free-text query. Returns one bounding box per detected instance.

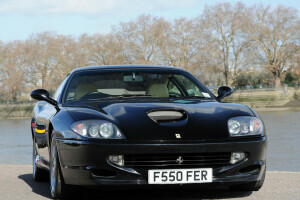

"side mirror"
[217,86,233,101]
[30,89,57,107]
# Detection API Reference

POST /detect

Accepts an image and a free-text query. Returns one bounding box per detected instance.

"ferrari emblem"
[176,156,183,164]
[175,134,181,138]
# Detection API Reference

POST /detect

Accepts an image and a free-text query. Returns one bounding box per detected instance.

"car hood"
[66,99,254,141]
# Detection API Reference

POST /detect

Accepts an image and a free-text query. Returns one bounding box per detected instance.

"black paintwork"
[30,65,267,187]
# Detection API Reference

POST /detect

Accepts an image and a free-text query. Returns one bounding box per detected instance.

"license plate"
[148,168,212,184]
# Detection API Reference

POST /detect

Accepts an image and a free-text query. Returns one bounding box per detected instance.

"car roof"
[70,65,184,74]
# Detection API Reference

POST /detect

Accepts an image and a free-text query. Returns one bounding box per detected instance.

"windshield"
[64,70,213,104]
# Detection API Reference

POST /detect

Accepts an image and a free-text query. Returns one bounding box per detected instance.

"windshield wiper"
[104,94,153,99]
[177,96,214,100]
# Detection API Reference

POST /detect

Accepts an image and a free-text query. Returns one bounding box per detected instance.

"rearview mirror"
[30,89,58,107]
[123,75,143,82]
[217,86,233,101]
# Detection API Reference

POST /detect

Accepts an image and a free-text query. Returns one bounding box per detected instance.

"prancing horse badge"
[175,134,181,139]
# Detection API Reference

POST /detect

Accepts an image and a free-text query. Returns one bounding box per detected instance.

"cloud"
[0,0,198,16]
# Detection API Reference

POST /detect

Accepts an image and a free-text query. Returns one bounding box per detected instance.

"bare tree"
[88,33,123,65]
[112,15,161,64]
[0,41,29,101]
[128,15,158,64]
[26,32,61,92]
[74,34,95,67]
[200,2,253,86]
[156,17,202,69]
[55,35,77,81]
[248,5,300,88]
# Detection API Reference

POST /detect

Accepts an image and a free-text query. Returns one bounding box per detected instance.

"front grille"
[124,153,231,170]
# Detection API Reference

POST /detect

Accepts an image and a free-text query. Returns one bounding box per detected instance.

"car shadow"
[18,174,52,199]
[83,187,252,200]
[18,173,252,199]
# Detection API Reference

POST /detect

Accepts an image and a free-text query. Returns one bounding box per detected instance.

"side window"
[54,78,68,101]
[174,75,204,97]
[167,80,182,97]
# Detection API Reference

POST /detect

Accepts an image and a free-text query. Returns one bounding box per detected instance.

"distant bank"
[225,87,300,109]
[0,102,34,119]
[0,88,299,119]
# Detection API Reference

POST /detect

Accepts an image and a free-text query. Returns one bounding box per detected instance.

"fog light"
[108,155,124,166]
[230,152,246,164]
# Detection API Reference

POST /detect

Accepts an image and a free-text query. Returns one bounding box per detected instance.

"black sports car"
[30,65,267,199]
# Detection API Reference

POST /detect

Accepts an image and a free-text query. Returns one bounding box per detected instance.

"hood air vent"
[147,110,186,123]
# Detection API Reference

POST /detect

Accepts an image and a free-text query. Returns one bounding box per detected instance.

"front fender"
[50,108,81,140]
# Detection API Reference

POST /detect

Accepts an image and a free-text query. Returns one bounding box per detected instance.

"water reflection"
[0,119,32,164]
[259,110,300,172]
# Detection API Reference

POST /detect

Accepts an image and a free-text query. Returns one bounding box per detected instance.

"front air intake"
[147,110,186,123]
[124,152,231,170]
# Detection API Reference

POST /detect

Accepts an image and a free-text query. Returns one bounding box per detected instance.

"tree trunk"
[227,79,233,87]
[224,71,232,86]
[224,72,228,86]
[275,76,282,88]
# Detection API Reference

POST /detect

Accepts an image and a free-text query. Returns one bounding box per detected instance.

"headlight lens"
[228,116,263,137]
[99,123,114,138]
[70,120,125,139]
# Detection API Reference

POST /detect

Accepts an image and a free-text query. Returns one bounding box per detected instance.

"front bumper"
[56,137,267,186]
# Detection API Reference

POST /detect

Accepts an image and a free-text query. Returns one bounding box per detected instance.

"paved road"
[0,165,299,200]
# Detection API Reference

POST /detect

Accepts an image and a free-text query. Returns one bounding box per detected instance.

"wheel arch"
[48,122,54,148]
[31,118,35,140]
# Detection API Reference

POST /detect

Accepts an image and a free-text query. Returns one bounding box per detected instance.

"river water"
[0,111,299,171]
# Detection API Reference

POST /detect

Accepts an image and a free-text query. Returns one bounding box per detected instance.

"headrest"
[146,83,169,97]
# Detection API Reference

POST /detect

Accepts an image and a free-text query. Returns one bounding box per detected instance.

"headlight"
[228,116,263,137]
[70,120,125,139]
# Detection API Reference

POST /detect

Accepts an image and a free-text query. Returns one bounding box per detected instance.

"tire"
[50,133,76,199]
[229,169,266,191]
[32,138,48,181]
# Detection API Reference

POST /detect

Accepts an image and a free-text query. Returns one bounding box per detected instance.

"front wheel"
[32,138,48,181]
[50,133,76,199]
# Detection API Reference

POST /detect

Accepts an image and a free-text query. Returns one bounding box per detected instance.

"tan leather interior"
[146,83,169,97]
[74,84,97,100]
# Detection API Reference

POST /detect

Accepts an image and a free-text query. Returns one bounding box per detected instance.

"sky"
[0,0,299,42]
